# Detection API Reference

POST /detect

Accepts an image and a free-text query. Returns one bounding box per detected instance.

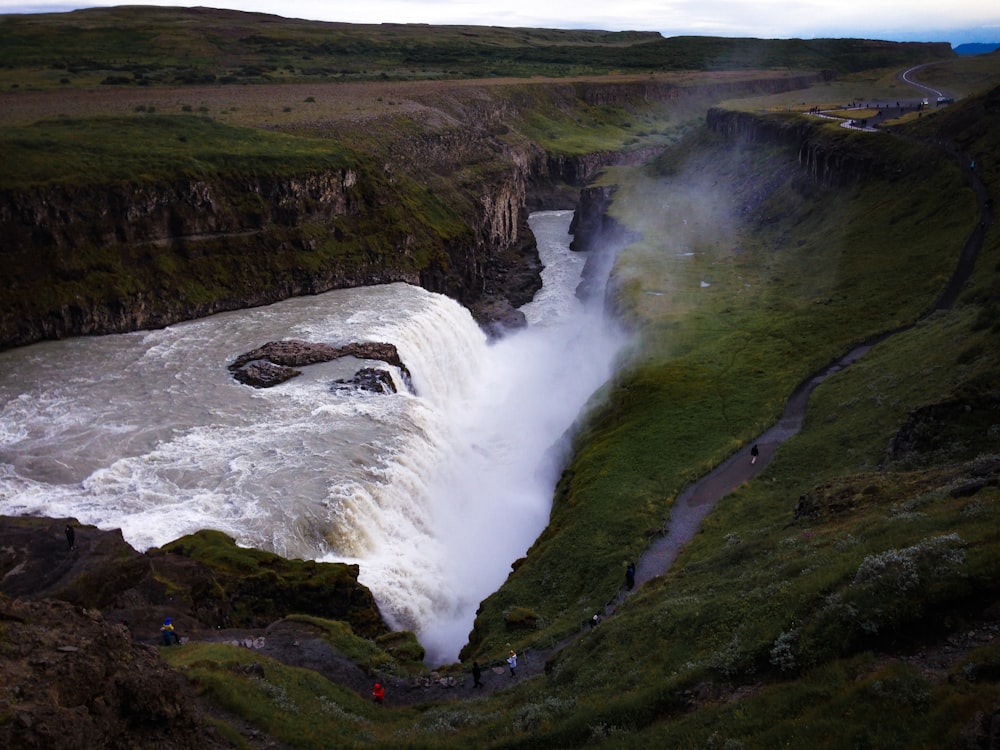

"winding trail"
[900,63,949,101]
[627,76,992,600]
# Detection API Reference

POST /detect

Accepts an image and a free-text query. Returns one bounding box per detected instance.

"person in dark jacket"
[65,524,75,550]
[472,661,483,688]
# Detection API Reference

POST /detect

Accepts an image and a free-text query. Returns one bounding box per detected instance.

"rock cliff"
[705,107,901,186]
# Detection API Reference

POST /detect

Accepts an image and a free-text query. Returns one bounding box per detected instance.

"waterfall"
[0,211,627,665]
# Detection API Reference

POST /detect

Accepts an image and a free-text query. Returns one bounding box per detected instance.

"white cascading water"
[0,210,625,664]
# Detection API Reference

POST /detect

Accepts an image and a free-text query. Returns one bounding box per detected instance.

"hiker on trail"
[625,562,636,590]
[507,651,517,677]
[372,682,385,705]
[590,613,601,628]
[160,617,180,645]
[751,444,759,464]
[472,661,483,688]
[65,524,75,550]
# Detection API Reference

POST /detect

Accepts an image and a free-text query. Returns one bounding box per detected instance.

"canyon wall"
[705,107,899,186]
[0,74,830,350]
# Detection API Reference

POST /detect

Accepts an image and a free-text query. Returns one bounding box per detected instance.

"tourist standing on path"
[372,682,385,705]
[507,651,517,677]
[472,661,483,688]
[625,562,636,590]
[65,524,75,550]
[750,444,759,464]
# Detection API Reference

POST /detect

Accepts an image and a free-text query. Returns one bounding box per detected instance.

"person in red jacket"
[372,682,385,705]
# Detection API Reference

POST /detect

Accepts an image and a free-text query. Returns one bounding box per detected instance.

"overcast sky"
[1,1,998,45]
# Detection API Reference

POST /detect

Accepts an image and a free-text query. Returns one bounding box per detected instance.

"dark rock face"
[568,185,643,305]
[887,396,1000,465]
[469,297,528,339]
[231,358,301,388]
[229,339,411,389]
[332,367,397,394]
[704,107,916,187]
[0,595,233,750]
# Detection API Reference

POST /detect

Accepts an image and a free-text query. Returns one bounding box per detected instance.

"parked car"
[937,96,955,105]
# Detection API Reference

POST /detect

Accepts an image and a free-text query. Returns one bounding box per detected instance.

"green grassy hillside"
[0,6,953,88]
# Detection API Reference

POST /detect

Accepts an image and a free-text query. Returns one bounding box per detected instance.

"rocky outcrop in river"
[228,339,411,389]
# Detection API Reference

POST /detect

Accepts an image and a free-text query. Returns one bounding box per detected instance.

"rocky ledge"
[0,515,395,748]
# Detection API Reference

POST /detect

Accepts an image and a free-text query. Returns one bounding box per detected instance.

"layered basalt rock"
[705,107,912,187]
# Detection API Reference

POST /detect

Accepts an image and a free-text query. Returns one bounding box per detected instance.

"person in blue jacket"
[160,617,180,645]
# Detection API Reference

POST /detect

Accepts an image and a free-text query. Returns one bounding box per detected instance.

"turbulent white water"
[0,210,625,664]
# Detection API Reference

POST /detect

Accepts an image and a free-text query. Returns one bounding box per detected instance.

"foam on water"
[0,210,626,664]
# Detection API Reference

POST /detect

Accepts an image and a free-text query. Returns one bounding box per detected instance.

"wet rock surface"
[331,367,397,394]
[229,339,410,389]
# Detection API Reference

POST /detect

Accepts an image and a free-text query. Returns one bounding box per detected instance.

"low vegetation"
[458,75,1000,748]
[0,114,360,188]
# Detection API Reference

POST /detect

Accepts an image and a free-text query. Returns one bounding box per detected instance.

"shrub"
[512,696,576,733]
[504,607,542,631]
[800,534,968,663]
[769,629,799,673]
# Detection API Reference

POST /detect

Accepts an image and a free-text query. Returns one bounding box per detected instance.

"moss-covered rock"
[0,517,391,644]
[160,530,388,638]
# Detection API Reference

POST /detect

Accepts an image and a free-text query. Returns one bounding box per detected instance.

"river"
[0,210,626,663]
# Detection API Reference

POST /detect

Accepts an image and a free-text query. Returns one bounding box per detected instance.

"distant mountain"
[954,42,1000,55]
